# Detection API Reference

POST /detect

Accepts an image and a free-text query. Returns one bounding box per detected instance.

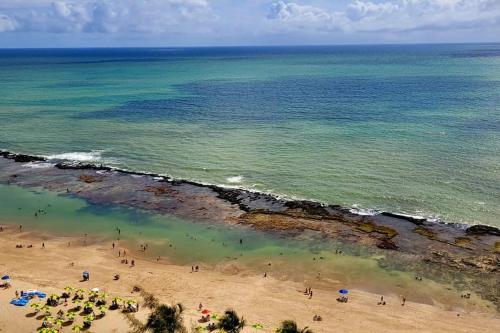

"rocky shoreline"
[0,149,499,308]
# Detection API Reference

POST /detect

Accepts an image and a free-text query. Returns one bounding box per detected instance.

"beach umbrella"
[66,311,77,321]
[252,323,264,330]
[84,301,94,308]
[64,286,74,292]
[31,302,42,312]
[39,327,56,333]
[72,325,83,332]
[201,309,210,315]
[210,312,219,320]
[1,275,10,280]
[91,287,99,292]
[44,315,54,323]
[339,289,349,295]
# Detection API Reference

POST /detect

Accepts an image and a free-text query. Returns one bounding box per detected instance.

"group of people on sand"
[191,266,200,272]
[337,295,348,303]
[120,259,135,266]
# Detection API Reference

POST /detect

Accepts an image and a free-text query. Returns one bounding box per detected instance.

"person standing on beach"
[42,243,44,249]
[19,225,22,232]
[402,296,406,306]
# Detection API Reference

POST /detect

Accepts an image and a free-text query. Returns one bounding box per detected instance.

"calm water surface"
[0,44,499,225]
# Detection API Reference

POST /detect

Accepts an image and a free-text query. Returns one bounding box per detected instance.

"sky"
[0,0,499,47]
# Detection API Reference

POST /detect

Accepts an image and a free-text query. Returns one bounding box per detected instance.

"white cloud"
[268,0,500,33]
[0,14,17,32]
[0,0,214,34]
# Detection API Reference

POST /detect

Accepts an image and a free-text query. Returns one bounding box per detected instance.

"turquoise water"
[0,45,499,226]
[0,183,463,303]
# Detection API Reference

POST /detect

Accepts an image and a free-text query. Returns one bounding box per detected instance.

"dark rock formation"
[381,212,426,225]
[55,161,112,171]
[376,239,398,250]
[466,225,500,236]
[0,150,46,163]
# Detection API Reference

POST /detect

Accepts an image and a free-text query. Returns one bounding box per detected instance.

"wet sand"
[0,227,498,333]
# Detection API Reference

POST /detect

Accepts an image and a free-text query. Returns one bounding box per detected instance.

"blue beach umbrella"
[1,275,10,280]
[339,289,349,294]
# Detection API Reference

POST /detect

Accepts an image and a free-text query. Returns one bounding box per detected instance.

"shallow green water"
[0,183,461,303]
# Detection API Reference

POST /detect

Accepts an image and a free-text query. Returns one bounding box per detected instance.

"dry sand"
[0,227,498,333]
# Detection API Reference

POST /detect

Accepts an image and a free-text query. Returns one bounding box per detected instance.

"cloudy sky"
[0,0,499,47]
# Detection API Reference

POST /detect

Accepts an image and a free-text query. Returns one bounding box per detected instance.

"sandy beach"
[0,226,498,333]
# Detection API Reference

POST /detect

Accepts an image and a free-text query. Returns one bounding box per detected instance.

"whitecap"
[350,204,379,216]
[226,175,244,184]
[22,162,54,169]
[46,151,102,162]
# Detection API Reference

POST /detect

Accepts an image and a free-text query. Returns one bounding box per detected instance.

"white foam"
[46,151,102,162]
[22,162,54,169]
[350,204,379,216]
[226,175,244,184]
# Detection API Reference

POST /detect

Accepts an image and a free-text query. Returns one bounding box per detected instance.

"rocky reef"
[0,150,499,308]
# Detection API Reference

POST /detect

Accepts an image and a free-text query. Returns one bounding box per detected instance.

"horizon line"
[0,41,499,50]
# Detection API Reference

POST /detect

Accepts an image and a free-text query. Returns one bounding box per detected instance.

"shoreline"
[0,149,499,310]
[0,227,499,333]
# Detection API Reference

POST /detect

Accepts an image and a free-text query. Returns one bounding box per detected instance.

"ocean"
[1,44,499,226]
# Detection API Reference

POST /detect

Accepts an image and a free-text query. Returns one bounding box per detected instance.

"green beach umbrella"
[84,301,94,308]
[97,304,107,315]
[39,325,54,333]
[72,325,83,332]
[252,323,264,330]
[31,302,42,312]
[41,305,52,315]
[55,319,64,327]
[66,311,76,321]
[44,315,54,323]
[64,286,74,292]
[83,314,95,323]
[99,292,109,299]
